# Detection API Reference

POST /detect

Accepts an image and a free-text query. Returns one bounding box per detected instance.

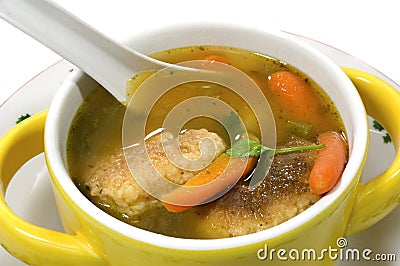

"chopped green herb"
[372,119,392,143]
[226,137,325,158]
[16,113,31,124]
[220,111,244,138]
[286,120,312,138]
[383,133,392,144]
[69,68,74,72]
[372,120,384,131]
[226,138,263,158]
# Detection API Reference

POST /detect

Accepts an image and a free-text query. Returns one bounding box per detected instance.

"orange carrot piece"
[268,71,320,122]
[204,55,227,64]
[309,131,348,194]
[162,153,257,212]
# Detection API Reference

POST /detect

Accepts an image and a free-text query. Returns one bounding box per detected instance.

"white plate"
[0,37,398,265]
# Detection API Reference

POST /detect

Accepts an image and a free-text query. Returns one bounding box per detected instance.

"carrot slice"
[309,131,348,194]
[204,55,228,64]
[162,153,257,212]
[268,71,321,123]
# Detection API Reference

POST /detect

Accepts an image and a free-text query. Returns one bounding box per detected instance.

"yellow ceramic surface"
[0,69,399,265]
[343,68,400,235]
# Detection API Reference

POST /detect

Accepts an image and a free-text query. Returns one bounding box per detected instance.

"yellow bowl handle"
[0,110,105,266]
[343,68,400,235]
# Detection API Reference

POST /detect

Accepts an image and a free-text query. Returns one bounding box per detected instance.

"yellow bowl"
[1,24,400,266]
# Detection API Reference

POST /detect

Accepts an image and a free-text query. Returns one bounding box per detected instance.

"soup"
[67,45,346,239]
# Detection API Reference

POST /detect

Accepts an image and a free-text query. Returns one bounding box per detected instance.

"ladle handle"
[0,0,165,101]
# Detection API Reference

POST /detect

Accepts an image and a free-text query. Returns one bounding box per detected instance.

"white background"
[1,0,399,105]
[0,0,399,265]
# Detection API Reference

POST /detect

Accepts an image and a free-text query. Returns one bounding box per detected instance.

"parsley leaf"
[383,133,392,144]
[226,137,325,158]
[372,120,384,131]
[16,113,31,124]
[372,119,392,144]
[226,138,265,157]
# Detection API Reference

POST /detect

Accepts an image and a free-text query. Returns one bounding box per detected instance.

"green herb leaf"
[372,120,384,131]
[383,133,392,144]
[226,138,265,157]
[16,113,31,124]
[372,119,392,144]
[226,137,325,158]
[221,111,243,138]
[286,120,312,139]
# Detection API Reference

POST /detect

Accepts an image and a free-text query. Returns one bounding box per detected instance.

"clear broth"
[67,45,345,238]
